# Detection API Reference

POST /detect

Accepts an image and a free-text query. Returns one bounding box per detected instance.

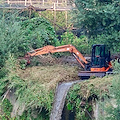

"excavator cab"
[78,44,112,79]
[91,44,111,72]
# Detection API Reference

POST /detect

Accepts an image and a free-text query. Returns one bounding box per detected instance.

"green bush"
[21,17,57,49]
[0,54,54,119]
[59,32,91,55]
[90,31,120,53]
[98,61,120,120]
[0,11,58,67]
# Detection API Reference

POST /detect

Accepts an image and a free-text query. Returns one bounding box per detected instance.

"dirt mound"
[35,54,59,65]
[29,54,86,70]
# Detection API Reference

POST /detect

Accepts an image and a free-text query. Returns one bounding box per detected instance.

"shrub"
[60,32,91,55]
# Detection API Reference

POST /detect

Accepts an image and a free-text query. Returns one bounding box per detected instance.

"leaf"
[67,103,73,110]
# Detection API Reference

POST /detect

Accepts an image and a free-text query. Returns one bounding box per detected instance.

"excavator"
[25,44,112,79]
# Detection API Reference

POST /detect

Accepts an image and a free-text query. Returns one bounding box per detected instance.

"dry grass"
[17,64,79,90]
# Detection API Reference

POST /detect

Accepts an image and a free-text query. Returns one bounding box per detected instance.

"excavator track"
[78,71,106,78]
[78,71,113,79]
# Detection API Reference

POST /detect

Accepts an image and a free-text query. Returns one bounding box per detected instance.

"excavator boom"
[26,44,88,68]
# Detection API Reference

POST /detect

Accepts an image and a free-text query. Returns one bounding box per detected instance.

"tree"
[0,10,57,67]
[21,17,57,49]
[73,0,120,52]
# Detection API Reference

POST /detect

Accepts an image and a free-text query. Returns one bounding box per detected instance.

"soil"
[30,54,91,67]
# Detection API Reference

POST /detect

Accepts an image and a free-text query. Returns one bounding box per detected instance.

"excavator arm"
[26,44,88,69]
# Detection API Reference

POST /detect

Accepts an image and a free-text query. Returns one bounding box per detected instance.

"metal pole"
[30,0,32,5]
[54,3,56,30]
[7,0,10,4]
[25,0,27,6]
[57,0,58,7]
[43,0,44,6]
[65,11,67,28]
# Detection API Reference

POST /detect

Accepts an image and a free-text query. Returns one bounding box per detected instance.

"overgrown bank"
[1,56,120,120]
[65,62,120,120]
[0,54,79,119]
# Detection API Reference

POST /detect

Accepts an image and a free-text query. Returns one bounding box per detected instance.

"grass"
[72,74,113,98]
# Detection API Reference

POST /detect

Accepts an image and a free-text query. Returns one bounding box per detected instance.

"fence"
[5,0,73,9]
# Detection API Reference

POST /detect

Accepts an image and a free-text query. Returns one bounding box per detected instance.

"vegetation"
[73,0,120,52]
[0,53,79,119]
[0,9,57,67]
[0,0,120,119]
[0,9,58,119]
[42,11,72,31]
[98,61,120,120]
[66,74,112,119]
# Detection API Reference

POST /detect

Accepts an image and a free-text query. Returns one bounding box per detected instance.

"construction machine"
[25,44,112,78]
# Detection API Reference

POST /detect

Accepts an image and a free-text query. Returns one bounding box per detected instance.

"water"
[50,80,83,120]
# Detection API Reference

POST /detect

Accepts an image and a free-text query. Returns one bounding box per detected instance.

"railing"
[2,0,74,11]
[5,0,70,7]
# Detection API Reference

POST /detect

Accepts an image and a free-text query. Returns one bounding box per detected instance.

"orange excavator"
[25,44,112,79]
